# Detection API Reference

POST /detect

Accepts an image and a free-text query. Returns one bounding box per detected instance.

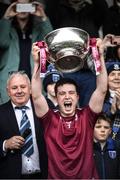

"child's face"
[94,119,111,143]
[47,83,56,97]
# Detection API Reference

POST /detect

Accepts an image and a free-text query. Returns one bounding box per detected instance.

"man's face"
[7,74,31,106]
[108,70,120,90]
[94,120,111,143]
[56,84,79,117]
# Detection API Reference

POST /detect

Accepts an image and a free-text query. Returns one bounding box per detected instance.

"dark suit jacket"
[0,100,48,179]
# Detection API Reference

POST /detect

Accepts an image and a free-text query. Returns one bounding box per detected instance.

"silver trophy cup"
[44,27,90,73]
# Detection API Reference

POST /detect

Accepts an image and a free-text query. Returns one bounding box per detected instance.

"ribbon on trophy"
[90,38,101,75]
[37,41,48,77]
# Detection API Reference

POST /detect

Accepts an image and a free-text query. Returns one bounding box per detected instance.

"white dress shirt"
[13,100,41,174]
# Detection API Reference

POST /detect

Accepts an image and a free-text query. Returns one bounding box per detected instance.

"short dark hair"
[96,113,112,127]
[55,78,79,95]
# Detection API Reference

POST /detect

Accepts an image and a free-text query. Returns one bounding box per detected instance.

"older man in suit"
[0,71,48,179]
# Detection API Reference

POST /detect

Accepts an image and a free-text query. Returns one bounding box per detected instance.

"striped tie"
[19,106,34,157]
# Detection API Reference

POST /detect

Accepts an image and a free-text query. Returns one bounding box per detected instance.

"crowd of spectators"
[0,0,52,104]
[0,0,120,179]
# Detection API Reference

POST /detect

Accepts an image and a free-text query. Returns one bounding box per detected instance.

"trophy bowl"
[44,27,90,73]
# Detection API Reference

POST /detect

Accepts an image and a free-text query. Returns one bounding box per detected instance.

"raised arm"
[31,42,49,118]
[89,35,115,113]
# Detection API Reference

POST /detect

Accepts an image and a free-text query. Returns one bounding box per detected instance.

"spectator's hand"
[102,34,117,47]
[110,89,120,113]
[111,95,117,114]
[4,2,18,19]
[96,34,116,55]
[115,89,120,109]
[32,1,47,20]
[5,136,25,151]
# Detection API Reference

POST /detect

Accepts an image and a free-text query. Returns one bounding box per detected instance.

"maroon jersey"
[41,106,99,179]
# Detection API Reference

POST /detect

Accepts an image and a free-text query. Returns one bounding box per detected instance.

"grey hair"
[7,71,30,87]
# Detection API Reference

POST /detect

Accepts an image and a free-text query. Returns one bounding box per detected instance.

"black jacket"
[103,4,120,36]
[0,100,48,179]
[46,97,59,110]
[45,0,108,37]
[94,141,120,179]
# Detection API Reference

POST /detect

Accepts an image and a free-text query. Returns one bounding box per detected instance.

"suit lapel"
[6,101,20,135]
[31,99,42,139]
